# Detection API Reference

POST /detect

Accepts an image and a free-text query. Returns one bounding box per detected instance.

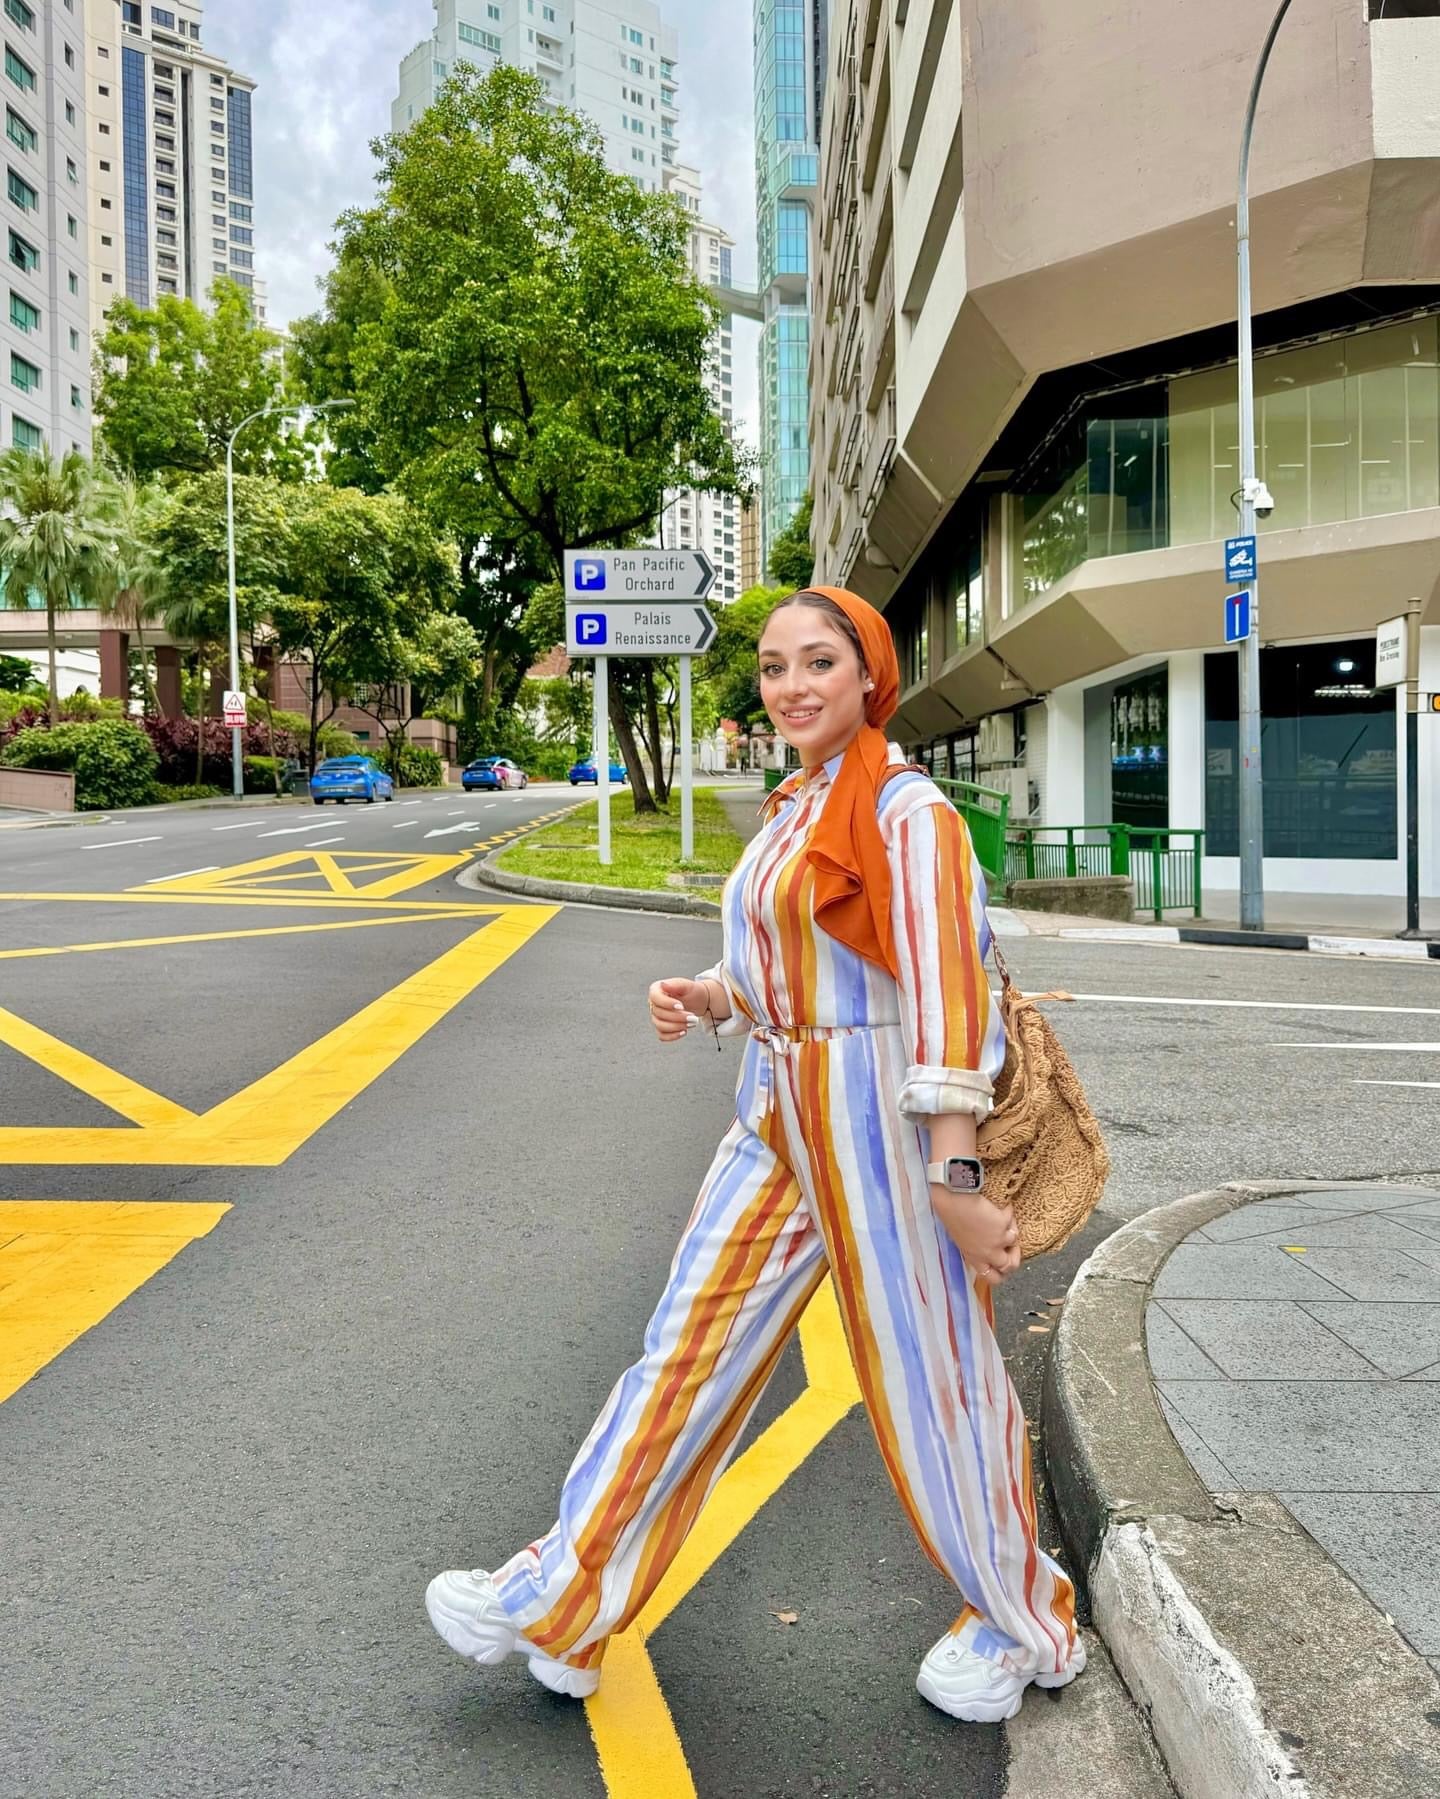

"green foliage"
[289,250,393,493]
[381,740,445,787]
[269,708,358,762]
[159,782,226,802]
[93,281,300,483]
[0,446,112,721]
[0,653,37,693]
[701,583,785,730]
[767,492,814,589]
[1,718,158,809]
[334,64,743,575]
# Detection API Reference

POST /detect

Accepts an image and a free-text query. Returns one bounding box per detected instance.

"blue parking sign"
[572,558,607,592]
[575,612,608,647]
[1224,536,1257,584]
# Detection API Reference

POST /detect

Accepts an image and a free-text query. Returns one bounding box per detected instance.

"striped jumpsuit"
[493,746,1076,1678]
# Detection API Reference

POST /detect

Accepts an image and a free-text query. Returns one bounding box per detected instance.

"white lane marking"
[392,820,421,829]
[305,836,345,847]
[82,836,162,850]
[1355,1080,1440,1091]
[401,799,423,807]
[484,802,497,809]
[424,823,474,838]
[1071,993,1440,1019]
[447,809,465,816]
[212,819,278,831]
[256,824,327,838]
[144,865,219,883]
[1269,1043,1440,1053]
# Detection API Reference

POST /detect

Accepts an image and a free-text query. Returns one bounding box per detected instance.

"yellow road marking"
[0,1005,196,1129]
[147,849,472,900]
[0,912,464,963]
[0,891,501,914]
[0,1200,229,1404]
[585,1283,861,1796]
[0,907,558,1165]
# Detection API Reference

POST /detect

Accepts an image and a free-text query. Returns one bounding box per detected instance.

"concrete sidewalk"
[1049,1182,1440,1799]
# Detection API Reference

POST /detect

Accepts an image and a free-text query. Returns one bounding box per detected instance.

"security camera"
[1242,477,1276,520]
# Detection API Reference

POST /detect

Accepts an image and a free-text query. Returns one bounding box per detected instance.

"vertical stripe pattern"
[491,750,1074,1677]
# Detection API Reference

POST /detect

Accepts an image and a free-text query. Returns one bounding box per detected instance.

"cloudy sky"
[207,0,762,443]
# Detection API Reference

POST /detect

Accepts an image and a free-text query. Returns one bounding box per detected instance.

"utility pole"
[1234,0,1295,928]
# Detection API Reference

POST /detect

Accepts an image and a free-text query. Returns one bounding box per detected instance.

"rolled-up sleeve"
[693,961,750,1037]
[888,796,1004,1122]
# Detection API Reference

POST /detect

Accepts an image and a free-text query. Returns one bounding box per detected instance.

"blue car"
[310,755,394,805]
[462,756,528,791]
[567,759,628,785]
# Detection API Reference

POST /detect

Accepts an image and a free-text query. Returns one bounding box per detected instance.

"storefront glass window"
[1110,668,1168,831]
[1204,639,1397,860]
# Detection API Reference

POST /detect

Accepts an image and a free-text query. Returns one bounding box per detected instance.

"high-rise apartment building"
[84,0,260,340]
[752,0,825,571]
[0,0,92,457]
[659,163,738,601]
[394,0,679,193]
[810,0,1440,906]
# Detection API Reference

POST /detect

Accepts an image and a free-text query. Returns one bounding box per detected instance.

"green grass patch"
[497,787,744,891]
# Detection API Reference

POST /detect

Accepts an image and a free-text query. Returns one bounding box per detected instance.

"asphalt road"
[2,790,1437,1798]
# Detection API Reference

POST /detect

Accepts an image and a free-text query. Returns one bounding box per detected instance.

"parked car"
[567,758,629,785]
[310,755,394,805]
[462,756,529,792]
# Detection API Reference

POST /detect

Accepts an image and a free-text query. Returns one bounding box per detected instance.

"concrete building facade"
[1,0,92,459]
[809,0,1440,903]
[83,0,261,338]
[394,0,679,192]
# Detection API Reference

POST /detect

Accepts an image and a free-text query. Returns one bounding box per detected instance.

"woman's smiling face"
[757,604,869,768]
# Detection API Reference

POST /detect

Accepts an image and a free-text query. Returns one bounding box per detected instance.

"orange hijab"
[793,585,904,980]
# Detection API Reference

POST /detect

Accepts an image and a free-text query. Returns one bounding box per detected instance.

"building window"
[211,73,223,87]
[7,224,34,269]
[100,233,111,244]
[157,227,175,246]
[9,287,38,331]
[67,270,77,294]
[487,1,501,16]
[71,383,83,409]
[151,6,174,24]
[64,99,74,124]
[4,48,34,93]
[211,235,224,250]
[226,84,252,199]
[155,180,175,197]
[69,327,79,350]
[458,22,502,52]
[66,156,76,184]
[210,96,224,112]
[189,20,199,37]
[121,44,150,304]
[11,412,40,451]
[63,43,73,69]
[1205,640,1397,860]
[6,165,35,210]
[212,259,225,273]
[97,83,109,96]
[9,349,38,391]
[4,0,34,30]
[122,2,140,21]
[229,224,251,244]
[229,200,251,221]
[229,248,252,268]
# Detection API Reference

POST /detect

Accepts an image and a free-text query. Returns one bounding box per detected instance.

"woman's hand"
[930,1186,1021,1286]
[648,977,712,1044]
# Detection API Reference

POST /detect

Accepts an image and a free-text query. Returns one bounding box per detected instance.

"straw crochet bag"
[976,940,1109,1259]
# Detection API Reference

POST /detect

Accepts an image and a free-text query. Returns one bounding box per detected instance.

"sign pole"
[595,655,611,867]
[1403,595,1424,938]
[679,654,694,862]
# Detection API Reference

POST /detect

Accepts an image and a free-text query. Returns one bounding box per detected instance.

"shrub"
[142,715,301,787]
[382,740,446,788]
[0,693,123,743]
[1,719,158,809]
[268,708,358,762]
[157,782,225,802]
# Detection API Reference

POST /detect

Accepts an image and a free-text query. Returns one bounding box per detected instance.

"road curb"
[1045,1180,1440,1799]
[1056,923,1439,958]
[458,836,723,919]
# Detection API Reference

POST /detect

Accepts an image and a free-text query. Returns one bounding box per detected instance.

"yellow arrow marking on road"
[0,1200,230,1404]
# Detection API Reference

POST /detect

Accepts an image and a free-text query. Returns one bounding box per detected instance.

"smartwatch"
[926,1156,985,1194]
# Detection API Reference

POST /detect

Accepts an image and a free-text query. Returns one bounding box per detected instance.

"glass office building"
[753,0,825,569]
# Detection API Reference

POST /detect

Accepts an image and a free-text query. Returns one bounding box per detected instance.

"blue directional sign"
[1225,589,1253,645]
[571,557,608,593]
[573,611,608,648]
[1225,535,1257,584]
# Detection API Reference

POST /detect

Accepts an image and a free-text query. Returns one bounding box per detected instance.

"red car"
[462,756,529,791]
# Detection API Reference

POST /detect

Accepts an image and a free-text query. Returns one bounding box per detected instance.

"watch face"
[947,1158,983,1192]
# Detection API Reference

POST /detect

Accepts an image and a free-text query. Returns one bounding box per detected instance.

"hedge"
[1,719,159,810]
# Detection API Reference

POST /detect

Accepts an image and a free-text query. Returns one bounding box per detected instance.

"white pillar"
[1167,651,1206,831]
[1043,684,1085,825]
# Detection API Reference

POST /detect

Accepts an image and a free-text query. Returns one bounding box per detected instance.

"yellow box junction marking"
[585,1281,862,1798]
[0,911,465,964]
[143,848,473,900]
[0,1200,229,1403]
[0,905,559,1165]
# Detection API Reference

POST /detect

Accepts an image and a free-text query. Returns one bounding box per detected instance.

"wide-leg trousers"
[492,1022,1076,1677]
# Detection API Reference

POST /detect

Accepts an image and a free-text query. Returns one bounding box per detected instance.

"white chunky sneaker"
[916,1634,1029,1723]
[424,1569,600,1699]
[1033,1632,1088,1690]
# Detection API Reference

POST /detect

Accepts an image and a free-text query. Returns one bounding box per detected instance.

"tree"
[0,447,110,722]
[329,64,745,810]
[767,492,814,589]
[0,653,37,693]
[93,279,299,483]
[289,249,392,494]
[94,473,171,716]
[347,609,481,766]
[701,584,785,733]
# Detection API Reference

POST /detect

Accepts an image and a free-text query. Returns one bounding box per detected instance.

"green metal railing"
[1005,825,1205,922]
[932,777,1012,885]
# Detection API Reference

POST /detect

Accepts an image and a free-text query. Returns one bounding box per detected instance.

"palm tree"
[0,446,109,723]
[159,583,230,786]
[95,473,171,716]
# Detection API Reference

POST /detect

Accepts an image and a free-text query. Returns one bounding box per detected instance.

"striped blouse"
[699,745,1006,1121]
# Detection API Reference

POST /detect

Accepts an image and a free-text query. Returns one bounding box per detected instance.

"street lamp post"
[224,397,354,798]
[1234,0,1295,929]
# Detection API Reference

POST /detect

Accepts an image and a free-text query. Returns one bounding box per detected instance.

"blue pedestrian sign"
[1224,535,1257,584]
[573,612,608,648]
[1224,590,1253,645]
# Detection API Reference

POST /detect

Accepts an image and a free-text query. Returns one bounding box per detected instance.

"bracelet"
[699,978,722,1053]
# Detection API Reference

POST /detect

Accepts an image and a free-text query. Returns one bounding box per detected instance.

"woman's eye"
[760,664,783,677]
[811,658,832,671]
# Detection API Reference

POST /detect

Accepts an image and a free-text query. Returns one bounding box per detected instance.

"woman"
[425,586,1081,1722]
